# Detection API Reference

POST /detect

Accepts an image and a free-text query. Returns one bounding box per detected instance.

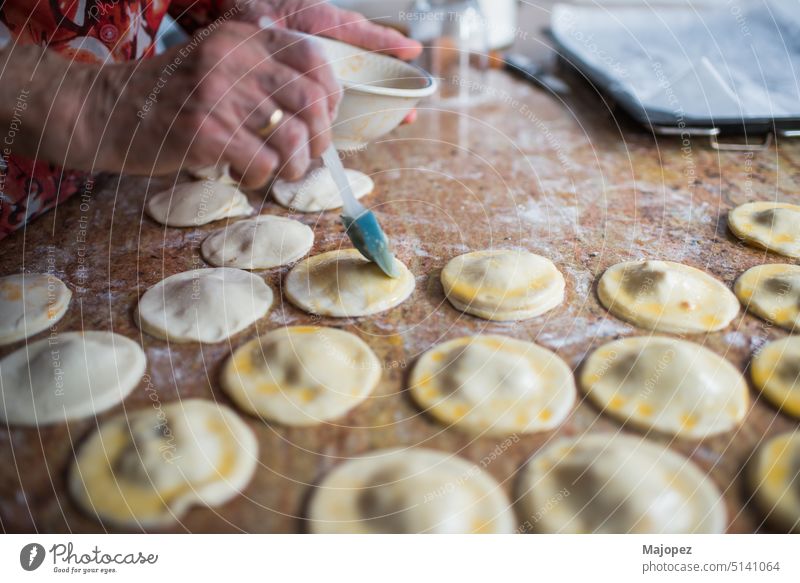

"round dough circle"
[597,260,739,334]
[69,399,258,528]
[516,434,727,533]
[136,268,273,343]
[440,250,564,321]
[0,331,145,426]
[308,447,515,533]
[750,432,800,533]
[729,201,800,259]
[410,335,575,436]
[271,166,374,212]
[284,249,415,317]
[222,326,381,426]
[580,336,748,438]
[201,215,314,269]
[735,264,800,332]
[0,273,71,345]
[146,180,254,227]
[751,336,800,418]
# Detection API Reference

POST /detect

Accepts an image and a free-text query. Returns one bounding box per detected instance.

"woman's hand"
[227,0,422,60]
[81,21,341,187]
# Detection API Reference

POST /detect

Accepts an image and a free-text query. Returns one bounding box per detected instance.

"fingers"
[260,28,342,118]
[264,116,311,180]
[402,109,418,125]
[286,4,423,61]
[221,131,280,189]
[252,58,333,158]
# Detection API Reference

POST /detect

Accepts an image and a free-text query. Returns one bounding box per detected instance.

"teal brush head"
[341,211,400,278]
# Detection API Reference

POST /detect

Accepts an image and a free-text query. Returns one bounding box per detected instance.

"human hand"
[85,21,341,186]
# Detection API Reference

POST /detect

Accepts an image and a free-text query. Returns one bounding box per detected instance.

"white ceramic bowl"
[315,37,437,151]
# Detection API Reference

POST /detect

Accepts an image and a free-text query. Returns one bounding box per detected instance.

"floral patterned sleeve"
[0,0,231,240]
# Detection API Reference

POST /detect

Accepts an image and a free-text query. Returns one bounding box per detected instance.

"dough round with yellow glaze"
[750,432,800,533]
[222,326,381,426]
[580,336,748,438]
[440,250,564,321]
[201,215,313,269]
[146,180,254,227]
[69,399,258,528]
[308,447,515,533]
[0,273,71,345]
[410,335,575,436]
[729,201,800,259]
[597,260,738,334]
[136,268,273,343]
[735,264,800,332]
[272,166,374,212]
[516,434,727,533]
[751,336,800,418]
[0,332,145,426]
[284,249,414,317]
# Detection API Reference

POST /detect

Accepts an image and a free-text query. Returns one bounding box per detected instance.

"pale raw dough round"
[284,249,415,317]
[0,331,145,426]
[201,215,314,269]
[136,268,273,343]
[188,163,237,184]
[735,264,800,332]
[516,434,727,533]
[750,432,800,533]
[308,447,515,533]
[222,326,381,426]
[271,165,374,212]
[146,179,253,227]
[729,201,800,259]
[69,399,258,528]
[0,273,71,345]
[440,250,564,321]
[751,336,800,418]
[580,336,748,438]
[597,260,739,334]
[410,335,575,436]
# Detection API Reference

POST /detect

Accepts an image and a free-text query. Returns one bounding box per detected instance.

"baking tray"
[551,1,800,149]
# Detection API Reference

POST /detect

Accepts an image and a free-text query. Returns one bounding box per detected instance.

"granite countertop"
[2,37,800,532]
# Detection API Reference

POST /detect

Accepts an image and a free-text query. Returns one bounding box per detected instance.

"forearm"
[0,44,99,170]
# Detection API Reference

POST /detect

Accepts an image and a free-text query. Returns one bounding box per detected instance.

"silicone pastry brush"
[321,145,400,278]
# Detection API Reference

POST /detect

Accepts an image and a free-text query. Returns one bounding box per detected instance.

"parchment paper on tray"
[551,0,800,131]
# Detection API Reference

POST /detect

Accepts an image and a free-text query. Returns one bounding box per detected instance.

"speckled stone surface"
[2,43,800,533]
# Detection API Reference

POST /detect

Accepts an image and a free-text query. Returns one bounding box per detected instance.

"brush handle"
[321,145,364,217]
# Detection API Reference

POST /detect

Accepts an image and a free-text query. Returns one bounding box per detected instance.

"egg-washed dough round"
[750,432,800,533]
[136,268,273,343]
[308,447,515,533]
[597,260,738,334]
[516,434,727,533]
[440,250,565,321]
[0,273,71,345]
[201,215,314,269]
[410,335,575,436]
[271,166,374,212]
[0,332,145,426]
[735,264,800,332]
[729,201,800,259]
[751,336,800,418]
[284,249,414,317]
[580,336,748,438]
[222,326,381,426]
[69,399,258,528]
[146,180,254,227]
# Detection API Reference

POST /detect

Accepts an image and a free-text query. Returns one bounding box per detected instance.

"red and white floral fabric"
[0,0,219,239]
